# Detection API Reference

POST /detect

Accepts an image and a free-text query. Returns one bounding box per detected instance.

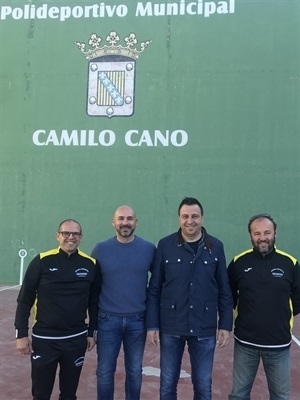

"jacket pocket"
[164,257,184,278]
[204,302,218,329]
[160,298,176,328]
[202,257,218,277]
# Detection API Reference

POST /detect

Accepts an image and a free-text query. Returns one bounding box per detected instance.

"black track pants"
[31,334,87,400]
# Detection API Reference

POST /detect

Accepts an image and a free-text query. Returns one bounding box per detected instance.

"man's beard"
[252,237,275,255]
[117,226,135,238]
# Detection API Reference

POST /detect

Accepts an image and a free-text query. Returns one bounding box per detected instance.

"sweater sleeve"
[15,255,41,338]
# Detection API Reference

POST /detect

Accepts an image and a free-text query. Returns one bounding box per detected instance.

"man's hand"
[216,329,230,348]
[16,337,33,355]
[87,337,96,351]
[147,330,160,345]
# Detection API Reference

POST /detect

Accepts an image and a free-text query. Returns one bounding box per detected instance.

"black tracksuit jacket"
[228,247,300,349]
[15,247,101,339]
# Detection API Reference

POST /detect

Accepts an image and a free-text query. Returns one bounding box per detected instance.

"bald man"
[91,206,156,400]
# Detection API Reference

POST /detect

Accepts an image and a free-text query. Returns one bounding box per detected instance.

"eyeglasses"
[59,231,82,238]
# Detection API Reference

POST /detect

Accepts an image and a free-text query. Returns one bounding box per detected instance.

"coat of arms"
[75,31,151,117]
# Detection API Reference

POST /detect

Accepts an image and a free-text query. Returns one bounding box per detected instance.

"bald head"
[112,205,138,243]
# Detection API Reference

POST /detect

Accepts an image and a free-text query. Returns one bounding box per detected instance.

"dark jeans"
[160,333,216,400]
[96,312,146,400]
[31,334,87,400]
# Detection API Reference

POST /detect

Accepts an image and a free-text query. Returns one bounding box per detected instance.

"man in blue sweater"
[91,205,156,400]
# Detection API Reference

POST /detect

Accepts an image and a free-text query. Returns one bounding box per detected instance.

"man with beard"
[228,214,300,400]
[91,205,156,400]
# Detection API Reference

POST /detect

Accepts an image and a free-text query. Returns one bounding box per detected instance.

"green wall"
[1,0,299,283]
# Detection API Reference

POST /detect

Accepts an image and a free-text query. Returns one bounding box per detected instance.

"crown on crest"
[74,31,151,60]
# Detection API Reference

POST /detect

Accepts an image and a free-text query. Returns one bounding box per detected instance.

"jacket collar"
[177,227,213,250]
[252,246,276,259]
[59,247,79,258]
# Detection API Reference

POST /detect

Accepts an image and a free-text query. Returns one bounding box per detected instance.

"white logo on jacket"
[271,268,284,278]
[75,268,89,278]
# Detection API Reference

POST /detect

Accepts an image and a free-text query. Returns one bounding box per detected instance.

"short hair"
[57,219,82,233]
[178,197,204,216]
[247,214,277,233]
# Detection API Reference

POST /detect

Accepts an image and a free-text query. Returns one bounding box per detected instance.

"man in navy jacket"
[146,197,233,400]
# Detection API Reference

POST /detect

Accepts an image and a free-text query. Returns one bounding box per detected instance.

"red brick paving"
[1,286,299,400]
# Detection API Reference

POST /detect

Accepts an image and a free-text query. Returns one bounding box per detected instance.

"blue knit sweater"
[91,236,156,315]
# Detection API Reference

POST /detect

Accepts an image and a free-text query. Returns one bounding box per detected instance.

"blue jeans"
[228,340,290,400]
[96,312,146,400]
[160,333,216,400]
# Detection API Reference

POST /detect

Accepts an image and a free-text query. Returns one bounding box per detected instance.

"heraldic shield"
[87,55,136,117]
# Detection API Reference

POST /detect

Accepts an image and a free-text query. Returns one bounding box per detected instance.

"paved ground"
[1,285,299,400]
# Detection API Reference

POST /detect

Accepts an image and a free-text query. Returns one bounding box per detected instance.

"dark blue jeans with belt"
[96,312,146,400]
